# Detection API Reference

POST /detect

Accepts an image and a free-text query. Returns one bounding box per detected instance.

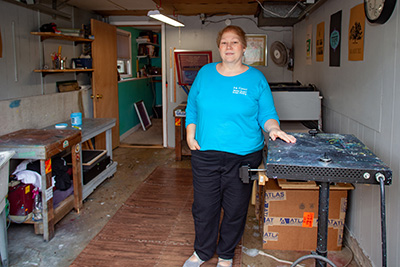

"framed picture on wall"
[243,34,267,66]
[174,50,213,85]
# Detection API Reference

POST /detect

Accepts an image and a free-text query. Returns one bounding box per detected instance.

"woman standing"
[183,26,296,267]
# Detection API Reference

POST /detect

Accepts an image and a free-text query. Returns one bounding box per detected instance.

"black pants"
[190,149,262,261]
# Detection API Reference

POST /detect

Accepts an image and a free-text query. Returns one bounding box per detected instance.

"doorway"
[110,20,167,148]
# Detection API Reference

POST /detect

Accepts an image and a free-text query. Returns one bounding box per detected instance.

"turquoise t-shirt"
[185,62,279,156]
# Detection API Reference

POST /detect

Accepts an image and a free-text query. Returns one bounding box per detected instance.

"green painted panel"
[118,79,155,135]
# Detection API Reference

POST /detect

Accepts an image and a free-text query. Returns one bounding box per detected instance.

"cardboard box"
[57,80,79,92]
[257,179,353,251]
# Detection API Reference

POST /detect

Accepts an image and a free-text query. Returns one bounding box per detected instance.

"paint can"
[71,112,82,126]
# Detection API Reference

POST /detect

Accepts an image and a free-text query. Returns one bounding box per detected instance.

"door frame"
[110,20,167,148]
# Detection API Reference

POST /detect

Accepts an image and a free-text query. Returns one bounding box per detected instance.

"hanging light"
[147,10,184,27]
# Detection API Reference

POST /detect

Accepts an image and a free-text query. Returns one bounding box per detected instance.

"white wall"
[0,1,98,134]
[293,1,399,266]
[0,90,84,134]
[164,15,296,147]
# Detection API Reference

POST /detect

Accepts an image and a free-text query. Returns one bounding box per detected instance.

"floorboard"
[71,166,242,266]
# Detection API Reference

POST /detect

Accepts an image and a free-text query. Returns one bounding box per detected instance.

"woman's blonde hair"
[216,25,247,48]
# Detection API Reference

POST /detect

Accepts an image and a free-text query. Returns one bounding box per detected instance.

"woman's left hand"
[269,128,297,143]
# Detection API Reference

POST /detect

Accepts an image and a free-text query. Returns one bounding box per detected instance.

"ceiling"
[65,0,279,16]
[4,0,325,26]
[64,0,324,21]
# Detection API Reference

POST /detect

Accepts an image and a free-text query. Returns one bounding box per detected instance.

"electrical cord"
[5,199,12,229]
[242,246,305,266]
[290,254,337,267]
[341,246,354,267]
[289,175,387,267]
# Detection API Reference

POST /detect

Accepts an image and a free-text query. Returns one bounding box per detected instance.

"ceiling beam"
[94,10,150,17]
[150,0,259,16]
[3,0,71,20]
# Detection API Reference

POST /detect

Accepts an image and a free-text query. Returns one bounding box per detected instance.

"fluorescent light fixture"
[147,10,184,27]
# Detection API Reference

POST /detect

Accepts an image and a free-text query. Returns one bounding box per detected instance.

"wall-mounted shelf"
[136,41,159,47]
[137,41,159,58]
[137,55,160,59]
[118,75,162,83]
[31,31,94,77]
[31,32,93,44]
[34,69,94,77]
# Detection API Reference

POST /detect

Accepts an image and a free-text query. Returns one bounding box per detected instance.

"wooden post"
[71,143,83,212]
[175,117,182,161]
[41,159,54,241]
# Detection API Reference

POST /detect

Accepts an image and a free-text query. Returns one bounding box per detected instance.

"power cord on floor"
[342,246,355,267]
[242,245,356,267]
[290,254,337,267]
[242,246,305,267]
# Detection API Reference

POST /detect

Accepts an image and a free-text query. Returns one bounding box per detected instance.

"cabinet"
[30,32,94,76]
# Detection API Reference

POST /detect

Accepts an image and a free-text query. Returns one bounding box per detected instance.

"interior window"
[116,29,132,78]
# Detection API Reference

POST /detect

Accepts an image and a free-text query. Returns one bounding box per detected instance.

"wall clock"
[364,0,397,24]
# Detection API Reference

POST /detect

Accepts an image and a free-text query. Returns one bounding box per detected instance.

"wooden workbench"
[44,118,118,200]
[0,129,82,241]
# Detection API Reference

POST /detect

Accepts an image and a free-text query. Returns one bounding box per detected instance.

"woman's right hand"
[186,123,200,150]
[187,137,201,150]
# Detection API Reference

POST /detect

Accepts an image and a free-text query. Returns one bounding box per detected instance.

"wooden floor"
[71,166,242,267]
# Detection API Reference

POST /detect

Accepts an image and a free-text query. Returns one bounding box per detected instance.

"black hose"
[290,254,337,267]
[379,177,387,267]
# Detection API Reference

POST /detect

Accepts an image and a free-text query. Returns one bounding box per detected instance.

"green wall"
[118,78,155,135]
[117,27,161,136]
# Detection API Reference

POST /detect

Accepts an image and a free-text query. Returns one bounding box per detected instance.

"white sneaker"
[183,251,205,267]
[217,257,232,267]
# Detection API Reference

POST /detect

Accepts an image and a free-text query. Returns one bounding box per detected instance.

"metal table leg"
[316,182,330,267]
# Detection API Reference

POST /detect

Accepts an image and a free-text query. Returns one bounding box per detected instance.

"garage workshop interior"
[0,0,399,266]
